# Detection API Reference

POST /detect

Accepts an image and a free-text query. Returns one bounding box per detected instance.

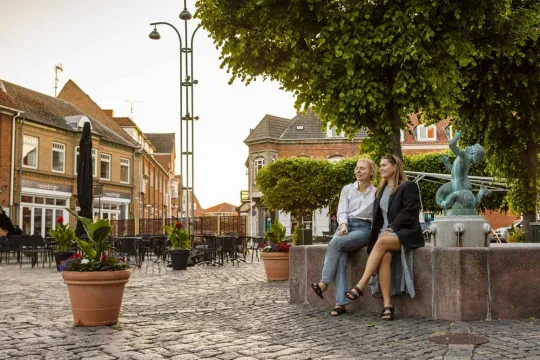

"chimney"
[103,109,114,118]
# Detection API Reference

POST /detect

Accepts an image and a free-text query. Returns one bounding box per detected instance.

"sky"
[0,0,297,209]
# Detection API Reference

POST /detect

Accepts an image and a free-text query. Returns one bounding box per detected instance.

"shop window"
[23,135,39,168]
[52,142,65,173]
[100,153,111,181]
[416,125,437,141]
[120,158,130,184]
[75,147,97,177]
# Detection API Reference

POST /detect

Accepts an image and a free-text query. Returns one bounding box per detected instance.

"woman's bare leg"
[378,252,393,307]
[349,235,401,296]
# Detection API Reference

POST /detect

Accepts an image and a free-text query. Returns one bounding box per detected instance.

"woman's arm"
[336,185,350,225]
[389,182,421,231]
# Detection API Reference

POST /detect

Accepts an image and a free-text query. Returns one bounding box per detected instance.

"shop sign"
[103,191,131,200]
[22,180,72,193]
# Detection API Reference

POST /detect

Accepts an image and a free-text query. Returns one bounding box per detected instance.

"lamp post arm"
[150,21,184,219]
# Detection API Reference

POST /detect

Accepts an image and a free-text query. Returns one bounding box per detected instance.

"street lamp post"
[149,1,200,236]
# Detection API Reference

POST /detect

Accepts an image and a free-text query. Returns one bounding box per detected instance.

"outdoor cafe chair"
[247,236,267,263]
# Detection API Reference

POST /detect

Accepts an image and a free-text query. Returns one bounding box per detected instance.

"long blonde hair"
[376,155,407,197]
[356,157,377,182]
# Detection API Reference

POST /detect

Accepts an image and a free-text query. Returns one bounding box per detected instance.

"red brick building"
[244,109,514,237]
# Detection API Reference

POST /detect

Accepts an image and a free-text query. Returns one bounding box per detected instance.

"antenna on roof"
[54,64,63,97]
[125,100,142,119]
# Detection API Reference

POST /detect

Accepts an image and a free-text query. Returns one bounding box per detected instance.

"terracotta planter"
[261,252,290,281]
[63,270,131,326]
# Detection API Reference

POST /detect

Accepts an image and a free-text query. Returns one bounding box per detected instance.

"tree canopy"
[255,157,335,222]
[455,2,540,240]
[196,0,511,159]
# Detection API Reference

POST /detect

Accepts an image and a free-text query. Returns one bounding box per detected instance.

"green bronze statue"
[436,131,489,214]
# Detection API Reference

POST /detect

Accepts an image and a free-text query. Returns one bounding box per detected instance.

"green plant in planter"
[62,209,129,271]
[263,219,290,252]
[48,215,76,251]
[163,221,191,250]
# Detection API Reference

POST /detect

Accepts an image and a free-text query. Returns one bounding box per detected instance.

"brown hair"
[376,155,407,197]
[356,157,377,182]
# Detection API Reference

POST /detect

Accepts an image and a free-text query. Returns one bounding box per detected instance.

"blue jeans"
[321,219,371,306]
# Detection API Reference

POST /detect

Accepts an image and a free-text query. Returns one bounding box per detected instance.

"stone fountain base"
[428,215,491,247]
[290,244,540,321]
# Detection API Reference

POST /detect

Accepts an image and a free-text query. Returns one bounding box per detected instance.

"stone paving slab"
[0,261,539,359]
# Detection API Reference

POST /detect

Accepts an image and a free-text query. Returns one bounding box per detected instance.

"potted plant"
[61,209,130,326]
[261,219,291,281]
[163,221,191,270]
[48,216,76,271]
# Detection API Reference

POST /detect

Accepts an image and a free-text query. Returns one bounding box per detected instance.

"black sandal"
[345,286,363,300]
[381,306,394,321]
[330,306,346,316]
[311,283,324,299]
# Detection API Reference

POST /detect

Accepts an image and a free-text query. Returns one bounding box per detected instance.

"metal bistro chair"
[118,237,141,266]
[220,235,240,266]
[247,236,267,263]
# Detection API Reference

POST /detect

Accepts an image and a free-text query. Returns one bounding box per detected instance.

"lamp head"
[179,9,192,20]
[149,27,161,40]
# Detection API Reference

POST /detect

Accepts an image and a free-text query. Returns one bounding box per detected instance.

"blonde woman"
[345,155,424,320]
[311,158,377,316]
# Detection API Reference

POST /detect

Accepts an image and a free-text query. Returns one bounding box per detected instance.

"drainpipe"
[17,117,25,225]
[9,110,22,218]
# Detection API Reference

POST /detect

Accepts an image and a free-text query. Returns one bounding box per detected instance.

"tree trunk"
[390,131,403,161]
[390,101,404,160]
[521,140,538,242]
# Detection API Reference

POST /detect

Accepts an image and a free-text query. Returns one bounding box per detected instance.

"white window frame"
[22,135,39,169]
[400,130,405,143]
[75,147,97,177]
[254,157,265,178]
[328,155,344,163]
[100,153,111,181]
[416,124,437,141]
[51,142,66,173]
[445,125,454,140]
[120,158,130,184]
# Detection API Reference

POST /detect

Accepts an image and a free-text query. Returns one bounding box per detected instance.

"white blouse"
[337,182,376,226]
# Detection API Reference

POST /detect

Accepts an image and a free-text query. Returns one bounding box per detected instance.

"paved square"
[0,261,539,359]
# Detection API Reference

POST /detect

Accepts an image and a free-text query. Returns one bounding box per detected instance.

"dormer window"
[326,125,344,138]
[296,125,304,130]
[416,125,437,141]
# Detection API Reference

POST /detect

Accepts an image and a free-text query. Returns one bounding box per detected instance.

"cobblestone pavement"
[0,261,539,360]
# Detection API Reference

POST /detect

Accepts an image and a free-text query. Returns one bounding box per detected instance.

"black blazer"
[368,181,424,253]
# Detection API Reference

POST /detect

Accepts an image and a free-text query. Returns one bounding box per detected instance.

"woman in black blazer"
[345,155,424,320]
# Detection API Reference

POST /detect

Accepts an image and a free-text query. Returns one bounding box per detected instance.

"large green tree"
[196,0,510,159]
[456,2,540,240]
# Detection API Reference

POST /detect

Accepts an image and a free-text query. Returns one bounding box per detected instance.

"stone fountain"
[429,131,492,247]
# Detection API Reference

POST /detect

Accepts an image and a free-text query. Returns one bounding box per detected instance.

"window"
[100,153,111,180]
[326,125,344,138]
[75,147,97,177]
[23,135,38,168]
[120,158,130,184]
[400,130,405,142]
[328,155,344,163]
[445,125,453,140]
[416,125,437,141]
[254,157,265,178]
[52,142,65,173]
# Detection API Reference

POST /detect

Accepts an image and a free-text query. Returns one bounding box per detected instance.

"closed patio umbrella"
[75,122,94,237]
